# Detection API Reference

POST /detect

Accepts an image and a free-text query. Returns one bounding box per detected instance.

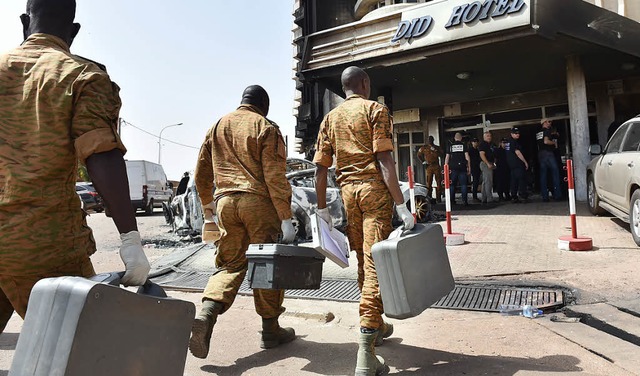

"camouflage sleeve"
[71,72,127,163]
[312,115,333,167]
[259,123,292,221]
[194,126,215,206]
[370,103,393,153]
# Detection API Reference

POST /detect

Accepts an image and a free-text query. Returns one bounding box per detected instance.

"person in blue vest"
[445,132,471,206]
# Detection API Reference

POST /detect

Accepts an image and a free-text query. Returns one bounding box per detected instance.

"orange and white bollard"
[558,159,593,251]
[443,164,465,246]
[407,166,417,223]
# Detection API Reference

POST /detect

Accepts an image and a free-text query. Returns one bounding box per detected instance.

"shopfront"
[295,0,640,200]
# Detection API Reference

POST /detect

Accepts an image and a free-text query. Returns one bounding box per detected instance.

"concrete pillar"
[595,95,615,147]
[566,55,590,202]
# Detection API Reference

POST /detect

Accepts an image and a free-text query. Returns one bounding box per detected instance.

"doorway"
[395,130,426,184]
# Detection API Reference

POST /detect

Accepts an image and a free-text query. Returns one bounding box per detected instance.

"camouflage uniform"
[0,34,125,324]
[417,144,443,199]
[195,105,292,318]
[313,94,394,330]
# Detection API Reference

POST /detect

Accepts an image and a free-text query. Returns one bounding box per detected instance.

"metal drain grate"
[151,272,564,312]
[432,285,564,312]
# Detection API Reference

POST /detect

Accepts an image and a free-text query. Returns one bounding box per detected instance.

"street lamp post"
[158,123,183,164]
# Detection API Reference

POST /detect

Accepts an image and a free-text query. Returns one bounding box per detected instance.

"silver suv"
[587,116,640,246]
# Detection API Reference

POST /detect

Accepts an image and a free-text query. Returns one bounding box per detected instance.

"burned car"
[163,172,204,237]
[164,159,432,241]
[286,158,432,241]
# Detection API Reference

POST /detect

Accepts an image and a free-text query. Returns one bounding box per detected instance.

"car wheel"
[408,195,431,223]
[587,174,606,215]
[630,190,640,247]
[144,199,154,215]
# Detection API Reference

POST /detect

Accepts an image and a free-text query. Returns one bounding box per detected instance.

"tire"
[587,174,606,215]
[630,190,640,247]
[408,195,431,223]
[144,199,154,215]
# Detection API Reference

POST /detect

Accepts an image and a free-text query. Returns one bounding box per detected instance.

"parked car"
[75,182,103,213]
[125,160,173,215]
[587,116,640,246]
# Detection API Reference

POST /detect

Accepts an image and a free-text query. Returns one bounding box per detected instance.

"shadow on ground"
[201,337,583,375]
[0,333,18,351]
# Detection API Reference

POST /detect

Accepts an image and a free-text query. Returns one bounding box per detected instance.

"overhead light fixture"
[456,71,472,80]
[621,63,636,71]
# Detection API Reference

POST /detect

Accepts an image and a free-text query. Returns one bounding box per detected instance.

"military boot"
[189,300,224,359]
[355,329,389,376]
[260,317,296,349]
[374,321,394,346]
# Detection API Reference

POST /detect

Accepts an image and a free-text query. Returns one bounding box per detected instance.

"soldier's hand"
[316,207,333,230]
[203,209,215,223]
[119,231,151,286]
[395,204,415,231]
[281,219,296,244]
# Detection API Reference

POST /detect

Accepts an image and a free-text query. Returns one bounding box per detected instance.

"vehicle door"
[610,122,640,210]
[597,123,629,204]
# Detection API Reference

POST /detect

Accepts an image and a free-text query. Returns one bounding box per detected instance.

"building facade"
[292,0,640,200]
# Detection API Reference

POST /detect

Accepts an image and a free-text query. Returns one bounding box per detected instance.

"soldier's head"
[428,135,435,145]
[241,85,270,116]
[341,66,370,99]
[483,131,492,143]
[21,0,80,46]
[454,132,463,142]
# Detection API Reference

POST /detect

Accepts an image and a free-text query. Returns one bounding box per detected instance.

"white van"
[125,160,173,215]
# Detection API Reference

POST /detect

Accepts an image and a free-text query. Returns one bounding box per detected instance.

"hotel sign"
[392,0,530,48]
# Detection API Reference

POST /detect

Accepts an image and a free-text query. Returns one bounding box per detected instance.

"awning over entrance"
[299,0,640,107]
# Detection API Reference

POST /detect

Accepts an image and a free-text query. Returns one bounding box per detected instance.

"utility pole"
[158,123,183,164]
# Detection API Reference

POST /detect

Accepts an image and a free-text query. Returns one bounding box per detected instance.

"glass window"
[622,123,640,152]
[398,133,410,145]
[397,146,411,181]
[412,132,425,144]
[606,123,630,153]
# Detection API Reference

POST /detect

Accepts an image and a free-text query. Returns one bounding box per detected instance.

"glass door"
[395,131,426,184]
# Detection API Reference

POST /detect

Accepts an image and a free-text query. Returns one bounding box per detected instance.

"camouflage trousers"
[0,255,95,333]
[341,180,393,330]
[202,193,285,319]
[426,164,443,199]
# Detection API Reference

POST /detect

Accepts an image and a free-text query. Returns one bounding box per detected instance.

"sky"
[0,1,298,180]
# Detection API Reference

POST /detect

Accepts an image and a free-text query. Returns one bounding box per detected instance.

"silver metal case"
[372,223,455,319]
[10,274,195,376]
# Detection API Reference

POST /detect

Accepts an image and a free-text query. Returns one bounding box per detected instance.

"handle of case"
[89,272,167,298]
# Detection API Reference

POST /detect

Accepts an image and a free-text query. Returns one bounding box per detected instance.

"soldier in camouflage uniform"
[0,0,150,332]
[417,136,444,202]
[189,86,297,359]
[314,66,414,376]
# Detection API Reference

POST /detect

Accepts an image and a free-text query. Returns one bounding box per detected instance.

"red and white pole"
[407,166,417,223]
[558,159,593,251]
[443,164,465,246]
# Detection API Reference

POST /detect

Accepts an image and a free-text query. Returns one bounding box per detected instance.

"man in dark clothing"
[445,132,471,206]
[494,138,511,201]
[537,119,561,202]
[469,137,481,203]
[505,127,529,203]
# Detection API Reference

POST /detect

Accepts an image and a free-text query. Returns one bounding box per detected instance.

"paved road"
[1,201,639,375]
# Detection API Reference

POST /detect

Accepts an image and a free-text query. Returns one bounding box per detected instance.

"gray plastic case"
[372,223,455,319]
[10,273,195,376]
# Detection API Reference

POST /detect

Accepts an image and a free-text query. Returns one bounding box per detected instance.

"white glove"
[316,207,333,230]
[119,231,151,286]
[395,204,415,231]
[281,219,296,244]
[422,161,427,165]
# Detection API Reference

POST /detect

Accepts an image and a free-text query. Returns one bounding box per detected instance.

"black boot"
[260,317,296,349]
[189,300,224,359]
